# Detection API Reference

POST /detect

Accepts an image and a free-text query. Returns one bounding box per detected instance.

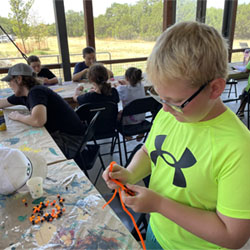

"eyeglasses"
[147,80,211,113]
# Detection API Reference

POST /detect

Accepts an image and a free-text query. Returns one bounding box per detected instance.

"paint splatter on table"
[0,160,142,249]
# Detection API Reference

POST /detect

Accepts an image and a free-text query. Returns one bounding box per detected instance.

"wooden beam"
[83,0,95,49]
[53,0,71,81]
[196,0,207,23]
[163,0,176,31]
[222,0,238,62]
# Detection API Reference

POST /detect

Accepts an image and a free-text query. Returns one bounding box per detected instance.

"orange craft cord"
[102,161,146,250]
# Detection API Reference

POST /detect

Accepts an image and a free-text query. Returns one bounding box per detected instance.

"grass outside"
[0,36,155,64]
[0,36,249,87]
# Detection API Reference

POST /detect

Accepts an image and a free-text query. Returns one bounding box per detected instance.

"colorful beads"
[28,194,66,225]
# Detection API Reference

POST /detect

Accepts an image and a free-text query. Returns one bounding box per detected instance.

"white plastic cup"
[58,77,63,85]
[26,177,43,199]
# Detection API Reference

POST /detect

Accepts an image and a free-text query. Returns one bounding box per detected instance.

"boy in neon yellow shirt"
[237,60,250,118]
[103,21,250,249]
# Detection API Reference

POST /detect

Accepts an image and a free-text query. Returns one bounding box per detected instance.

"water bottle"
[0,109,6,131]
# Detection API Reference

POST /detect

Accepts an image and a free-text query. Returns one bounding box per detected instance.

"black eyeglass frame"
[147,80,211,113]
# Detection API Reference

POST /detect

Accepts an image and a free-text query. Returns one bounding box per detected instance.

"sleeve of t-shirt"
[246,60,250,70]
[28,87,49,109]
[73,62,84,74]
[43,68,56,79]
[7,95,26,106]
[77,92,93,105]
[216,138,250,219]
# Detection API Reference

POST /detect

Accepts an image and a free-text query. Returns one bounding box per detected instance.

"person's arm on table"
[123,184,250,249]
[73,86,84,102]
[8,104,47,127]
[0,98,14,108]
[102,145,151,189]
[43,77,58,85]
[72,68,89,82]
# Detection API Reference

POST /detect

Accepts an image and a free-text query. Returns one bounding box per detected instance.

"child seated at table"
[73,63,119,105]
[27,55,58,85]
[0,63,84,160]
[72,47,113,83]
[116,67,146,141]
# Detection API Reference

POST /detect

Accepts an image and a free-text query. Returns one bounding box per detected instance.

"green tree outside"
[8,0,34,53]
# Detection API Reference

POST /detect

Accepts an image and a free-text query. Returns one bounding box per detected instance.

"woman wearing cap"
[0,63,85,159]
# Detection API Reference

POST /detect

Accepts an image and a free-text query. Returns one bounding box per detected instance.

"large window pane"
[64,0,86,69]
[93,0,162,75]
[232,0,250,62]
[0,0,59,86]
[206,0,224,33]
[176,0,196,23]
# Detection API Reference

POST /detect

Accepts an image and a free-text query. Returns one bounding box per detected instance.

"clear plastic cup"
[58,77,63,85]
[26,177,43,199]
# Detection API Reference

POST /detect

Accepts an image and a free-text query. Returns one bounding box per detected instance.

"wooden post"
[83,0,96,49]
[163,0,176,31]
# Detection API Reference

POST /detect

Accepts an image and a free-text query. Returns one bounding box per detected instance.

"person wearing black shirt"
[27,55,58,85]
[0,63,85,159]
[73,63,119,105]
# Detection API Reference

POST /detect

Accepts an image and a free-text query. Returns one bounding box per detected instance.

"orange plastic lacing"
[102,161,146,250]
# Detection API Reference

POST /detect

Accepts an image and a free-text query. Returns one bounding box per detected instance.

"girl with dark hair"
[27,55,58,85]
[116,67,146,141]
[73,63,119,105]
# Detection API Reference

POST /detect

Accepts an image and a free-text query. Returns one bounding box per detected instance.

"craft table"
[0,159,142,249]
[228,62,249,80]
[0,109,66,165]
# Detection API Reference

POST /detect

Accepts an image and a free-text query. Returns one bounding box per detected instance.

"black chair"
[223,88,250,128]
[75,102,123,165]
[224,79,238,98]
[74,111,106,185]
[103,143,150,241]
[117,96,161,162]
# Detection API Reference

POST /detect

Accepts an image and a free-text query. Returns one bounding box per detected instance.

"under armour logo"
[150,135,196,188]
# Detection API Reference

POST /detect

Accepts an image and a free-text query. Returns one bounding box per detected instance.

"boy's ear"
[209,78,226,99]
[16,75,22,84]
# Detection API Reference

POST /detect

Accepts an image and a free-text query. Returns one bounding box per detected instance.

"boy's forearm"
[155,195,250,249]
[126,145,151,184]
[72,69,88,82]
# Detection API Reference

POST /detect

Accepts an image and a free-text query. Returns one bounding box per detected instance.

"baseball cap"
[1,63,35,82]
[0,147,47,195]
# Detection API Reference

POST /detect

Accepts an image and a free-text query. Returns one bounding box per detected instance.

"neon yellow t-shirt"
[246,60,250,91]
[145,108,250,250]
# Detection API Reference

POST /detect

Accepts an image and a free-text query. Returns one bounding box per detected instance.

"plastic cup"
[26,177,43,199]
[58,77,63,85]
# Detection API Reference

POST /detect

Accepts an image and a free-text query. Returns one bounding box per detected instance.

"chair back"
[76,102,118,139]
[121,96,161,119]
[76,111,100,155]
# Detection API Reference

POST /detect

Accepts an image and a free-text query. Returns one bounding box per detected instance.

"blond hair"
[147,21,228,88]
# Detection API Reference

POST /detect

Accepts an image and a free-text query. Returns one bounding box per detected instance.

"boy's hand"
[121,184,161,213]
[102,163,131,190]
